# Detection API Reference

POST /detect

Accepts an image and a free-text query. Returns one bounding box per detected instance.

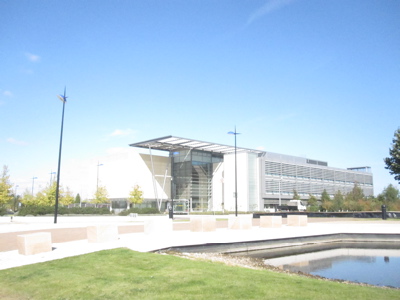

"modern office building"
[127,136,373,212]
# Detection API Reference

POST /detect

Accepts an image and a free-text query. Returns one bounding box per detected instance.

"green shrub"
[189,211,251,215]
[0,207,8,216]
[18,206,53,216]
[17,205,112,216]
[119,207,160,216]
[66,206,111,215]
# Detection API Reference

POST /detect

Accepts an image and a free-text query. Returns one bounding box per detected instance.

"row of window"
[265,181,374,196]
[265,161,373,185]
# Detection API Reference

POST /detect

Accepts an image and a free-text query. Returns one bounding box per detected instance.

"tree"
[344,183,365,211]
[21,182,74,207]
[60,187,75,206]
[307,194,319,212]
[93,185,109,204]
[384,128,400,183]
[21,189,36,206]
[128,185,144,208]
[378,184,400,210]
[292,190,301,200]
[0,166,13,208]
[379,184,400,203]
[75,193,81,204]
[35,182,57,206]
[332,190,344,211]
[320,189,333,211]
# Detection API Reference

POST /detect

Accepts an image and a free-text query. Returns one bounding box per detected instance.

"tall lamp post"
[54,88,67,224]
[96,162,103,192]
[49,171,56,185]
[31,177,37,196]
[228,127,240,217]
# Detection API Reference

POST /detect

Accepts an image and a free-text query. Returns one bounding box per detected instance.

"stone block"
[190,216,216,232]
[260,216,282,228]
[228,215,253,230]
[87,225,119,243]
[17,232,52,255]
[144,218,173,235]
[287,215,308,226]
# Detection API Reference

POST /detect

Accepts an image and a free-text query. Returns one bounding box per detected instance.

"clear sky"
[1,0,399,197]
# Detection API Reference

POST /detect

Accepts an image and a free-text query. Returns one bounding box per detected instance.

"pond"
[236,242,400,288]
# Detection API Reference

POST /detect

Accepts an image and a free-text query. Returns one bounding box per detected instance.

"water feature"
[241,243,400,288]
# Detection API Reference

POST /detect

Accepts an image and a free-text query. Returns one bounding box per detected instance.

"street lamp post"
[49,171,56,185]
[97,162,103,192]
[54,88,67,224]
[278,177,282,207]
[31,177,37,196]
[228,127,240,217]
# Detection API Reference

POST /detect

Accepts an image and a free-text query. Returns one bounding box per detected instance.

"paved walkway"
[0,215,399,270]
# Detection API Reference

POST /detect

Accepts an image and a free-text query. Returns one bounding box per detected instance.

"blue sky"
[1,0,399,196]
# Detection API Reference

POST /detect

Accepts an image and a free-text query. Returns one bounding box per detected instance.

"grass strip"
[0,248,398,300]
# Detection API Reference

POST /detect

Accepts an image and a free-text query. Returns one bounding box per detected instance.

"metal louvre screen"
[282,163,296,178]
[265,161,280,175]
[264,157,374,198]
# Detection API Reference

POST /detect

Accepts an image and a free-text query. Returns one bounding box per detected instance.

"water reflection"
[240,243,400,288]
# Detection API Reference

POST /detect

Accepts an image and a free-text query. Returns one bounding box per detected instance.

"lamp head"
[57,94,67,102]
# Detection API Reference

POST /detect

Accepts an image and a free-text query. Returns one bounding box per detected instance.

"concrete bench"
[287,215,308,226]
[190,216,216,232]
[260,216,282,228]
[87,225,119,243]
[144,218,173,235]
[17,232,52,255]
[228,215,253,230]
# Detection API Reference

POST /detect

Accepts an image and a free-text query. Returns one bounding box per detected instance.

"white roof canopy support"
[130,136,265,155]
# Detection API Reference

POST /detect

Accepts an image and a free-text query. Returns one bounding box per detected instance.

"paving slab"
[0,216,399,270]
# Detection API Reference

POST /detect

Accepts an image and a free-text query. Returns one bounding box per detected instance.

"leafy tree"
[307,194,319,212]
[380,184,400,202]
[378,184,400,210]
[93,185,109,204]
[21,182,75,207]
[332,190,344,211]
[292,190,301,200]
[75,193,81,204]
[61,187,75,206]
[384,128,400,183]
[0,165,13,208]
[320,189,332,211]
[344,183,364,211]
[12,195,20,212]
[20,189,36,206]
[128,185,144,208]
[35,182,57,206]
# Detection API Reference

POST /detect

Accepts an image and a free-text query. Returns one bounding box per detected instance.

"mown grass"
[0,248,398,300]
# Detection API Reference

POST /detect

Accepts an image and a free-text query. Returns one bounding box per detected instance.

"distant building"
[121,136,373,212]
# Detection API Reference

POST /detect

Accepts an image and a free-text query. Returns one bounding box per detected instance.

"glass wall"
[171,149,223,211]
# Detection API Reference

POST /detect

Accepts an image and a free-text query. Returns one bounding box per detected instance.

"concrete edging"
[160,233,400,254]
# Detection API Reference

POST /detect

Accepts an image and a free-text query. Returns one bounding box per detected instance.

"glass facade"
[171,149,223,211]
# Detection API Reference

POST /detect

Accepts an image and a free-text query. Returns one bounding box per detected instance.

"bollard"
[168,207,173,219]
[381,204,387,220]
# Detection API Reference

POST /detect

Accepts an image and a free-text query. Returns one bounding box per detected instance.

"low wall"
[162,233,400,254]
[253,211,400,219]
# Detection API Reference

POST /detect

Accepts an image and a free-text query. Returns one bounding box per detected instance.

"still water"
[242,243,400,288]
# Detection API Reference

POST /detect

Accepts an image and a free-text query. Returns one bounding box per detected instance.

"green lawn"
[0,248,398,300]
